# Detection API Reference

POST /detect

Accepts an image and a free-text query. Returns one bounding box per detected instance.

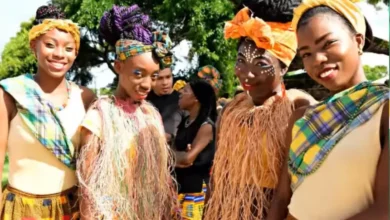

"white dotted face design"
[236,41,276,78]
[243,43,264,63]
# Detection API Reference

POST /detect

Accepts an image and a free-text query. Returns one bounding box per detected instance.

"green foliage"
[0,0,240,94]
[0,20,37,80]
[367,0,389,6]
[91,87,114,96]
[363,65,388,81]
[52,0,239,95]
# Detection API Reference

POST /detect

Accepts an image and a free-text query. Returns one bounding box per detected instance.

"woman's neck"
[252,83,284,106]
[114,87,131,101]
[330,70,367,95]
[34,71,67,94]
[188,104,200,121]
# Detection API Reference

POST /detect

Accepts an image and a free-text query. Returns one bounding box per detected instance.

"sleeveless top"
[288,103,385,220]
[174,117,215,193]
[7,83,85,194]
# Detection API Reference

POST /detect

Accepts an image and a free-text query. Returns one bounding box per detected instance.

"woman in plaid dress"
[268,0,389,219]
[0,5,95,220]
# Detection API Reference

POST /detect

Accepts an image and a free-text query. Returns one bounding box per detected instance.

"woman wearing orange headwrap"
[203,1,316,219]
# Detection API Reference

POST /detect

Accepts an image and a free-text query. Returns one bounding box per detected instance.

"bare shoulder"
[286,89,318,109]
[79,86,97,110]
[0,87,16,120]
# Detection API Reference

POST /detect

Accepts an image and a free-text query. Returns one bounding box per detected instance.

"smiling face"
[114,52,160,102]
[235,39,287,105]
[297,13,365,92]
[32,28,77,78]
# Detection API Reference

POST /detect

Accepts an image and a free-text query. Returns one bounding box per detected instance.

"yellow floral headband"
[29,19,81,52]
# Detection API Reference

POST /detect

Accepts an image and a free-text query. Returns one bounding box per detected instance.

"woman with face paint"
[267,0,389,220]
[0,5,95,219]
[77,5,177,220]
[203,1,316,219]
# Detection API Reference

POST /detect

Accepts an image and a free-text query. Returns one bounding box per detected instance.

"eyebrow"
[297,32,332,52]
[44,34,76,44]
[133,67,146,72]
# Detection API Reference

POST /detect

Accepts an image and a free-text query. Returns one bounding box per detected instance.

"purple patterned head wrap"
[99,4,152,46]
[99,4,173,69]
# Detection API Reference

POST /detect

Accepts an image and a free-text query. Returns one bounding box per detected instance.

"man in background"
[147,67,183,144]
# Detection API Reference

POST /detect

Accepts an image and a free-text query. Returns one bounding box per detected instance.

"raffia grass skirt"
[1,185,79,220]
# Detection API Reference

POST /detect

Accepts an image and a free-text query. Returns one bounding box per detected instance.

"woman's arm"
[80,86,96,111]
[267,106,307,220]
[175,123,213,166]
[346,101,389,220]
[0,88,15,205]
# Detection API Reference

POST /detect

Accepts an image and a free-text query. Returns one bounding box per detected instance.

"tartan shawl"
[288,81,389,190]
[0,74,76,169]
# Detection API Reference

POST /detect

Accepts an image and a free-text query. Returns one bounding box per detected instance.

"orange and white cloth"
[224,7,297,66]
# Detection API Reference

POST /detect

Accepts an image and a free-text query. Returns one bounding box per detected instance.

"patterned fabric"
[1,185,79,220]
[197,65,222,91]
[292,0,365,37]
[29,19,80,52]
[224,7,296,66]
[115,31,173,69]
[0,74,76,169]
[173,80,187,91]
[288,81,389,190]
[177,183,207,220]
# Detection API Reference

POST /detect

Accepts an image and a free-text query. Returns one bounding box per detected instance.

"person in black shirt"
[147,67,183,144]
[174,79,217,220]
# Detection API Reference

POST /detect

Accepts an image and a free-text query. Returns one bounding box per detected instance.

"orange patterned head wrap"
[291,0,365,36]
[224,7,297,66]
[29,19,81,53]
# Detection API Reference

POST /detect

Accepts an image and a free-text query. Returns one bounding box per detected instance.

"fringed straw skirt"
[1,185,79,220]
[177,183,207,220]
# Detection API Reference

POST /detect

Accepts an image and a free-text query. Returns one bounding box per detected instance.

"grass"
[2,155,9,190]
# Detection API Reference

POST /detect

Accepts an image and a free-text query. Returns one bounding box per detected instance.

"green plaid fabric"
[0,74,75,169]
[115,31,173,69]
[288,81,389,190]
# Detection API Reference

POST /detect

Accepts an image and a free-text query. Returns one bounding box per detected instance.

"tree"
[363,65,388,81]
[367,0,389,6]
[1,0,388,95]
[51,0,239,95]
[0,20,37,79]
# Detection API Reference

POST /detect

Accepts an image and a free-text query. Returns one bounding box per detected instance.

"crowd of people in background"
[0,0,388,219]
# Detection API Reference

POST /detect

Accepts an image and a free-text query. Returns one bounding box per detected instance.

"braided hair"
[239,0,301,22]
[190,79,218,126]
[33,5,65,25]
[99,5,153,47]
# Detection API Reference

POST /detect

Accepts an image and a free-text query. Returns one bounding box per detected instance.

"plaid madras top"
[0,74,76,169]
[288,81,389,190]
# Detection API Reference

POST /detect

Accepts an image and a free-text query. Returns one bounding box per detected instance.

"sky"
[0,0,388,89]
